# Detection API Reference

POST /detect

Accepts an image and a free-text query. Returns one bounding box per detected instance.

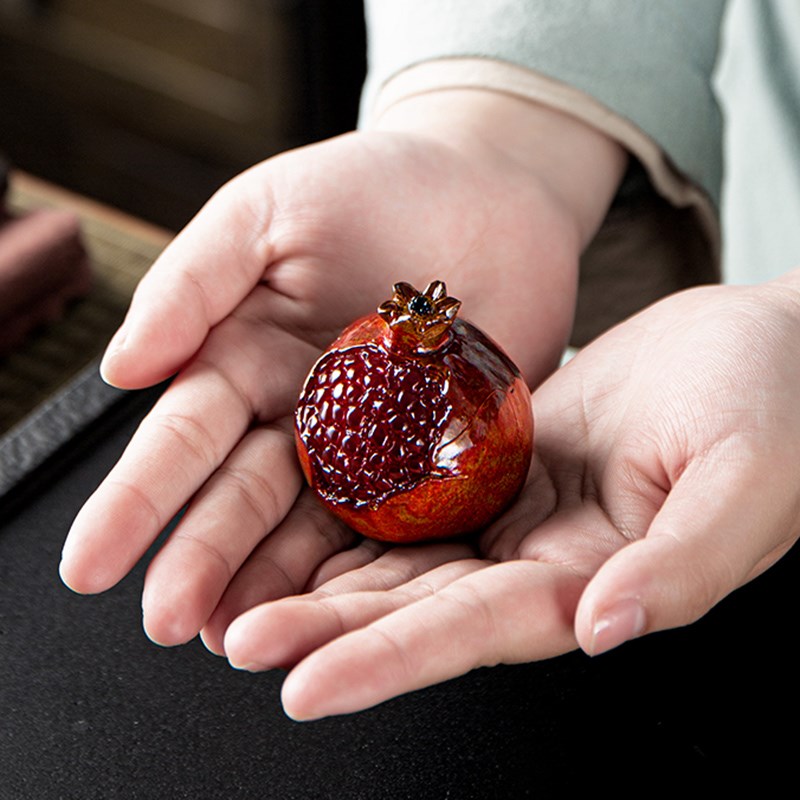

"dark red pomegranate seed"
[294,280,533,543]
[296,343,452,508]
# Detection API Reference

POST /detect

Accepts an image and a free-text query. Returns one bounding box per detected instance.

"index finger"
[102,164,278,389]
[60,299,319,594]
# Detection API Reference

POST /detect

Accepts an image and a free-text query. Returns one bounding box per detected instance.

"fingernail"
[281,676,317,722]
[590,598,646,656]
[99,323,129,382]
[108,321,129,352]
[228,659,267,672]
[282,704,315,723]
[58,556,74,590]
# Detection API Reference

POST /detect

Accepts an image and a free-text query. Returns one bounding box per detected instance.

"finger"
[310,541,476,595]
[575,439,800,656]
[101,165,277,388]
[199,491,355,655]
[140,421,301,646]
[60,300,317,594]
[224,556,487,670]
[277,560,585,720]
[60,364,253,595]
[205,534,470,656]
[305,538,389,590]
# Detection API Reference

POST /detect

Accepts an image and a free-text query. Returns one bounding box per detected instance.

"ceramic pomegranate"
[294,281,533,542]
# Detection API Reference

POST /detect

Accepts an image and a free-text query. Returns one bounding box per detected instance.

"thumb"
[575,442,797,655]
[101,168,275,389]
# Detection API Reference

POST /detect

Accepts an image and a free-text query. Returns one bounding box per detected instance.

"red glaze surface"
[295,291,533,543]
[296,342,452,508]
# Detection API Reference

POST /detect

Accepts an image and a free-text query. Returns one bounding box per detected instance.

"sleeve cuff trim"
[367,57,720,268]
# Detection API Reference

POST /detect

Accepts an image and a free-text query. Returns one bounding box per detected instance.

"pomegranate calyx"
[377,280,462,355]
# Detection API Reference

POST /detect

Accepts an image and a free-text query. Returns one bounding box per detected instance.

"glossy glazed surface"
[296,342,452,508]
[295,308,533,543]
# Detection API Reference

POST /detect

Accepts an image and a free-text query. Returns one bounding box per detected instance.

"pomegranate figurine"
[294,281,533,542]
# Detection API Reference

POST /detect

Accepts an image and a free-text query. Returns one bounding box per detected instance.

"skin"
[295,312,534,542]
[60,89,800,720]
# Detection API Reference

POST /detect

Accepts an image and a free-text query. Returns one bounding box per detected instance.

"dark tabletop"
[0,384,796,798]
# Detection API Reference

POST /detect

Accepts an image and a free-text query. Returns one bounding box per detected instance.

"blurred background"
[0,0,366,463]
[0,0,367,229]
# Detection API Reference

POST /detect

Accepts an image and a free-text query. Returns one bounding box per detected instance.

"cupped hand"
[221,277,800,720]
[60,93,625,657]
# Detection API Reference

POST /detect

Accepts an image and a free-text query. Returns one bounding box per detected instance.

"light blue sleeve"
[362,0,727,208]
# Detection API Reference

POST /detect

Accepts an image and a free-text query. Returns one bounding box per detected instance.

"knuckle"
[247,550,300,596]
[106,477,164,531]
[218,463,284,533]
[156,412,218,469]
[171,529,234,581]
[368,625,417,683]
[440,582,499,666]
[294,495,352,551]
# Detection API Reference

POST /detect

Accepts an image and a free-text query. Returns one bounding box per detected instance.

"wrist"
[771,265,800,295]
[369,88,628,248]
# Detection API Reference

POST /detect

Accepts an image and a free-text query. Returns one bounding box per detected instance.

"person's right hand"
[58,89,626,652]
[217,274,800,721]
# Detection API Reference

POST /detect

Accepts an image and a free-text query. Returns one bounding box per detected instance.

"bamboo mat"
[0,173,171,434]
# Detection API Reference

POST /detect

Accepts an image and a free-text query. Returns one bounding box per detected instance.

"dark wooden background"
[0,0,366,229]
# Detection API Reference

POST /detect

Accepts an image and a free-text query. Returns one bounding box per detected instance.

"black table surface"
[1,384,797,798]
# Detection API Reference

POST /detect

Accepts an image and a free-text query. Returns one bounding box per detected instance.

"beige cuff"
[367,58,721,343]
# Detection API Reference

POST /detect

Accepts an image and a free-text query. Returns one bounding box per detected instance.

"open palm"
[218,280,800,720]
[60,128,582,666]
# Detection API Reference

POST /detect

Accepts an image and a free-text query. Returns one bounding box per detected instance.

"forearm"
[368,88,628,251]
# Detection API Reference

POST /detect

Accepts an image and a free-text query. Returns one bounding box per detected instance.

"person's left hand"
[221,276,800,720]
[60,92,625,672]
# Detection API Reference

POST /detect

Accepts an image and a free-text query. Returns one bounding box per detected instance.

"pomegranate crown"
[377,281,462,353]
